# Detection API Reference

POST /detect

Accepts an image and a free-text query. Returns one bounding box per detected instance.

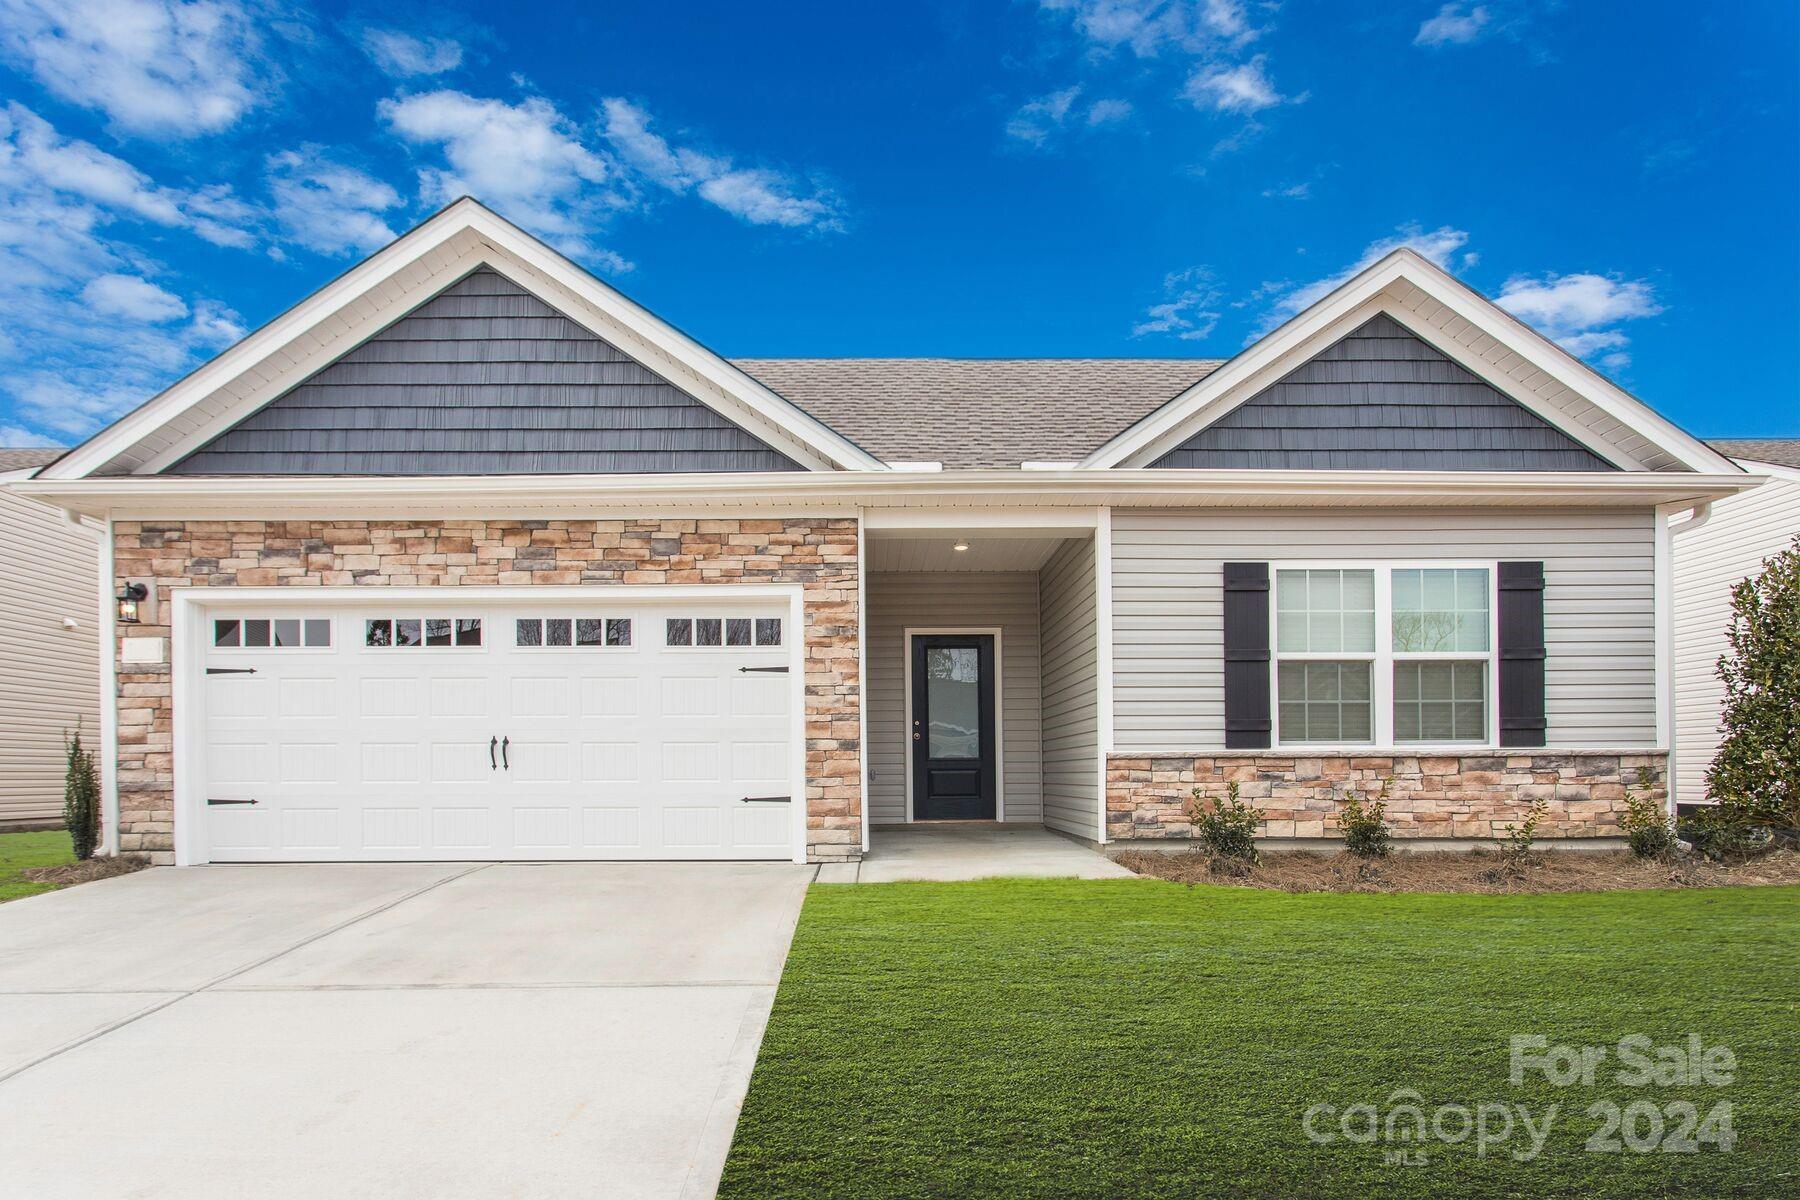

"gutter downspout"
[1657,500,1714,817]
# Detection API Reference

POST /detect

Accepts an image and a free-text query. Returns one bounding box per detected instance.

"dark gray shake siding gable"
[168,268,804,475]
[1151,313,1618,470]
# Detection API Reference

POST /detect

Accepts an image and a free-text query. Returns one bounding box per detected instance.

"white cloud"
[599,97,845,231]
[81,272,187,320]
[1262,180,1310,199]
[266,148,402,256]
[380,90,633,268]
[0,0,274,138]
[1415,3,1490,48]
[1259,224,1471,328]
[361,28,463,77]
[1185,56,1286,114]
[0,423,63,447]
[1039,0,1265,57]
[1495,272,1663,367]
[0,103,257,247]
[1005,86,1084,147]
[1086,97,1135,126]
[1133,266,1223,341]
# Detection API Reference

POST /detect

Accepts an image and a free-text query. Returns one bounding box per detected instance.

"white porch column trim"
[1094,507,1114,844]
[98,513,119,856]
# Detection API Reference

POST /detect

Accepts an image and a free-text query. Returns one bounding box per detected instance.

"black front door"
[911,634,996,820]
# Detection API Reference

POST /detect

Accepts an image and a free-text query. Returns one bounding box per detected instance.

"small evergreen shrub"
[1338,778,1393,858]
[1498,798,1548,871]
[1619,768,1675,859]
[1187,781,1261,863]
[63,725,100,861]
[1706,536,1800,828]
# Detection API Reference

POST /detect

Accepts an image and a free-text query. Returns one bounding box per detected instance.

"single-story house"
[0,449,101,828]
[1672,439,1800,807]
[11,198,1762,865]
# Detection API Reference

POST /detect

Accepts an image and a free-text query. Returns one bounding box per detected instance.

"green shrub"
[1619,768,1675,859]
[63,725,100,861]
[1337,778,1392,858]
[1498,798,1548,871]
[1679,806,1775,863]
[1187,781,1261,863]
[1706,536,1800,828]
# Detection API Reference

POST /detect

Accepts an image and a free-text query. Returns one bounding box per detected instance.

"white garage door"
[197,600,795,862]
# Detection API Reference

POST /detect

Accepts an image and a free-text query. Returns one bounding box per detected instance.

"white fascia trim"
[45,198,883,480]
[15,468,1763,520]
[1081,248,1738,475]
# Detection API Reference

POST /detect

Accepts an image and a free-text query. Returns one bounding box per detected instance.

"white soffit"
[1085,248,1739,476]
[41,199,884,480]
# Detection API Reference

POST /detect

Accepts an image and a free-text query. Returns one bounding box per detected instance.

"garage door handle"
[501,737,510,770]
[206,667,257,675]
[207,798,258,806]
[490,736,498,771]
[740,795,791,804]
[738,666,789,674]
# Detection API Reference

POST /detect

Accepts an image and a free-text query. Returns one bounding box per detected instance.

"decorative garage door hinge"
[205,667,257,675]
[738,665,789,674]
[740,795,792,804]
[207,798,259,806]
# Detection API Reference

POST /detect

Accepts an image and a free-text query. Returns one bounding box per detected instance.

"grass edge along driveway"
[720,877,1797,1200]
[0,829,75,903]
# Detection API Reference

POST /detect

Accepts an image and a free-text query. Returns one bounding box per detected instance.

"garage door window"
[364,618,483,648]
[213,618,331,649]
[515,617,632,648]
[664,616,782,648]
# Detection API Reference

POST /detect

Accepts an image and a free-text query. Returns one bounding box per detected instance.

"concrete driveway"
[0,861,811,1200]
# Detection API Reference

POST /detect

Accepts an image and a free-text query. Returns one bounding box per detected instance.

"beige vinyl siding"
[866,572,1042,823]
[1672,464,1800,802]
[1039,538,1100,839]
[0,486,100,823]
[1112,508,1656,751]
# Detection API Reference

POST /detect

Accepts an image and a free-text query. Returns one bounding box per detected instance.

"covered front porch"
[861,509,1109,857]
[824,822,1133,883]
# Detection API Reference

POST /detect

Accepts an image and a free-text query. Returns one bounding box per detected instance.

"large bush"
[1706,536,1800,828]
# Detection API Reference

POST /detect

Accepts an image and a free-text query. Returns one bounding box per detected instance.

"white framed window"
[364,617,484,649]
[514,617,632,649]
[1272,563,1497,748]
[663,616,783,649]
[213,617,332,650]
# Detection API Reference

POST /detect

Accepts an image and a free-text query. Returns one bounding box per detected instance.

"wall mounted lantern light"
[116,582,148,625]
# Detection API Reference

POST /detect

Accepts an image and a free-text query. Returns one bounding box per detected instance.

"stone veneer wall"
[1106,751,1667,843]
[112,518,861,864]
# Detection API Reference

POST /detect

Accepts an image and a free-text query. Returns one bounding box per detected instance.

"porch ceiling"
[866,533,1070,572]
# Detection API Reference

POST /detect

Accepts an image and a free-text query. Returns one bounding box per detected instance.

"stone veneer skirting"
[112,518,861,864]
[1106,751,1667,843]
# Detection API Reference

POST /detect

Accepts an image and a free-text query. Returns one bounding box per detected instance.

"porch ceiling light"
[952,540,970,552]
[116,582,148,624]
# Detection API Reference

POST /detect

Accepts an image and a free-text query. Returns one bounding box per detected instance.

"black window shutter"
[1223,562,1272,749]
[1497,561,1547,747]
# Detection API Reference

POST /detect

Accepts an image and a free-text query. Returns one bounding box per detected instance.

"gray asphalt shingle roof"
[1708,439,1800,469]
[0,448,62,471]
[732,358,1222,469]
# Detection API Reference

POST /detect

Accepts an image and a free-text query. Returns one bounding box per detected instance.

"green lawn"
[0,829,75,903]
[720,879,1799,1199]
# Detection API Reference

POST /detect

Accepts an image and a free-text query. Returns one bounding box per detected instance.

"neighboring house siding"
[169,268,803,476]
[1672,463,1800,803]
[1039,537,1099,839]
[866,572,1042,824]
[1151,314,1617,471]
[0,486,99,824]
[1111,508,1656,751]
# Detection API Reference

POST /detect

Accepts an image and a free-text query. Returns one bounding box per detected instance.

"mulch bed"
[1113,846,1800,893]
[21,856,150,886]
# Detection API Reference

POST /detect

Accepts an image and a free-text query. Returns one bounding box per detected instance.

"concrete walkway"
[0,861,810,1200]
[821,823,1136,883]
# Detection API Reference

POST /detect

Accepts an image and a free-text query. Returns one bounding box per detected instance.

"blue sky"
[1,0,1795,449]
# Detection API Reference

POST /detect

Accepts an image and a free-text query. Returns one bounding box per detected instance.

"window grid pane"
[1277,569,1376,653]
[1393,661,1487,742]
[1392,567,1490,653]
[605,618,632,647]
[1277,661,1373,743]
